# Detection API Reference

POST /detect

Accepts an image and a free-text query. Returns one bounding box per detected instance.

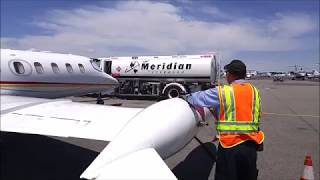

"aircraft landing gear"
[96,93,104,105]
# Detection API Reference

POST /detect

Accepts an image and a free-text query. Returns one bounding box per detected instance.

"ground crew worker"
[185,59,264,180]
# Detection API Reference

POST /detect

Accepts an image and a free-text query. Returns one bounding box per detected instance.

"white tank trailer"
[99,54,220,99]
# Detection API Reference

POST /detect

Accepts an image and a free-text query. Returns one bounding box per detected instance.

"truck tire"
[163,85,183,99]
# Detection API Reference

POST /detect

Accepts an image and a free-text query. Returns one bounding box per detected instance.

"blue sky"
[1,0,319,72]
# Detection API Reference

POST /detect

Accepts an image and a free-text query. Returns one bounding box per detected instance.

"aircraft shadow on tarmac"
[172,142,217,180]
[1,133,99,180]
[1,133,217,180]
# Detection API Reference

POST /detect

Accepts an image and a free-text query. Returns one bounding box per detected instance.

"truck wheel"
[164,85,183,99]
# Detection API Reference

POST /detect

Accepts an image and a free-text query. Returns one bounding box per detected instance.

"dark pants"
[215,140,258,180]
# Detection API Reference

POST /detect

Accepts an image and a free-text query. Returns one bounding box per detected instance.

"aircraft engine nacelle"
[101,97,200,160]
[81,98,201,179]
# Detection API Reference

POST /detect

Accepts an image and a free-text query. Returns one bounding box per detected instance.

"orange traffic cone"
[300,155,314,180]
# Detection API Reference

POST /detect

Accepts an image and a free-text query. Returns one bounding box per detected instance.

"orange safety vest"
[216,82,264,148]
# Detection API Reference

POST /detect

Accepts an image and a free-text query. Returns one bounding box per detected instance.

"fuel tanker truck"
[99,54,220,99]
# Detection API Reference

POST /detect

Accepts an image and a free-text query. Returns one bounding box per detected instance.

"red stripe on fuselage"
[0,81,112,86]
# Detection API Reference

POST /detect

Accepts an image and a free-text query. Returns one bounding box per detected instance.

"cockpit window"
[90,58,102,72]
[34,62,44,74]
[66,63,73,73]
[13,61,25,74]
[78,64,85,73]
[51,63,60,74]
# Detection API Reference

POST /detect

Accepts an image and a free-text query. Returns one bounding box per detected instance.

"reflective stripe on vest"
[216,83,260,134]
[251,85,261,124]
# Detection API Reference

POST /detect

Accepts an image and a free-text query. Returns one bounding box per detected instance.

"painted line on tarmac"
[262,112,320,118]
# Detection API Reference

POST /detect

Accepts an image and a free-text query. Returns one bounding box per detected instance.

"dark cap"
[224,59,246,78]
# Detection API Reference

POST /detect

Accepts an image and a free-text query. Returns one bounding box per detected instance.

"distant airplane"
[307,69,320,79]
[308,63,320,79]
[246,70,257,79]
[288,65,306,80]
[0,49,204,180]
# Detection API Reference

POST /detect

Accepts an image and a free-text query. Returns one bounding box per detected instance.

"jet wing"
[1,95,143,141]
[81,148,177,180]
[1,96,200,180]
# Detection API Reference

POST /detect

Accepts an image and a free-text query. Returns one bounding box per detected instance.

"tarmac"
[1,79,319,180]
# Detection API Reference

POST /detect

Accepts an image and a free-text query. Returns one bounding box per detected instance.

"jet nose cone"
[105,73,119,85]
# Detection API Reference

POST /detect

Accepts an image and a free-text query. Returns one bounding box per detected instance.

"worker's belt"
[242,140,264,152]
[215,121,259,133]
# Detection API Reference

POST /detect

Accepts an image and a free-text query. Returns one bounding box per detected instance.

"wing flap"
[81,148,177,180]
[1,96,143,141]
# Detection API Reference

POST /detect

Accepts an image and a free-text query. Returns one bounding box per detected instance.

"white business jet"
[1,49,118,98]
[0,49,203,180]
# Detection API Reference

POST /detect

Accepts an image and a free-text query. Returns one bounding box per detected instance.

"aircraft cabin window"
[34,62,44,74]
[51,63,60,74]
[78,64,85,73]
[90,59,102,72]
[66,63,73,73]
[13,61,25,74]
